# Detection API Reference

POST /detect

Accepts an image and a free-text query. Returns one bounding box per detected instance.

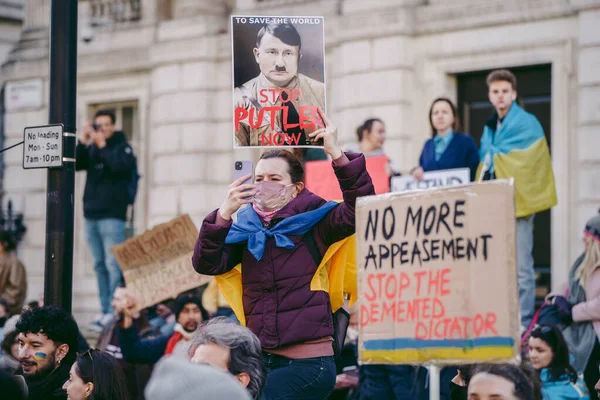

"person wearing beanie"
[547,212,600,398]
[145,356,251,400]
[117,292,209,364]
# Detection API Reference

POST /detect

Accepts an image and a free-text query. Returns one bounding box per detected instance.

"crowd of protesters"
[0,294,598,399]
[0,55,599,400]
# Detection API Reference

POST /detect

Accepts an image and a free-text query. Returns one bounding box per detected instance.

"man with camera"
[76,109,136,331]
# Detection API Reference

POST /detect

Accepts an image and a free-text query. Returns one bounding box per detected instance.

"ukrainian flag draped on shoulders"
[477,103,557,218]
[213,201,357,326]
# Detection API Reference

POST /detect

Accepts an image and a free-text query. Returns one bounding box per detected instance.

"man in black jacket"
[76,109,135,331]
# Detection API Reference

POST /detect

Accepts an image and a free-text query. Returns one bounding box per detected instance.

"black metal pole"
[44,0,78,312]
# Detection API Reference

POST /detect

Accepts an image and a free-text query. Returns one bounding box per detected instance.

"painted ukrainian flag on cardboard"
[477,103,557,218]
[355,181,519,365]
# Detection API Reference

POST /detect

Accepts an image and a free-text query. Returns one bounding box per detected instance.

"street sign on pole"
[23,124,64,169]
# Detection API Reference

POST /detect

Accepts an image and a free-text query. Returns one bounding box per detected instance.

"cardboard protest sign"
[111,215,210,311]
[391,168,470,192]
[356,180,519,365]
[305,155,390,200]
[231,16,326,148]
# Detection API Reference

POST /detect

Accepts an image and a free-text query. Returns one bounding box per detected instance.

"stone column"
[572,1,600,259]
[330,2,417,172]
[24,0,50,30]
[0,0,51,322]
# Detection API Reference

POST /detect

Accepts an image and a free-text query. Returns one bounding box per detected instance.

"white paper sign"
[5,79,43,111]
[391,168,470,192]
[23,124,63,169]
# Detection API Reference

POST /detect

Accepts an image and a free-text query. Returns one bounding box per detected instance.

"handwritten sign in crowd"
[111,215,210,311]
[391,168,470,192]
[355,181,519,365]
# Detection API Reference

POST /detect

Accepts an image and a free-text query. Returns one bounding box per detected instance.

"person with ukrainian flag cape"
[192,108,374,400]
[478,69,557,333]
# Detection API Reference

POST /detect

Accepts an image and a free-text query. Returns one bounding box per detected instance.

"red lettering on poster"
[235,88,326,141]
[360,270,499,340]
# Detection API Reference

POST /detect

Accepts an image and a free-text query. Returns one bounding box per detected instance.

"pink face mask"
[253,181,296,211]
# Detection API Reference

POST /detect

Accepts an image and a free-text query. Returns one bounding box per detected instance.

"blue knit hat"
[584,212,600,243]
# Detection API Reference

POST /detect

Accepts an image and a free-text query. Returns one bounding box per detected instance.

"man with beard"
[15,305,79,400]
[117,293,208,363]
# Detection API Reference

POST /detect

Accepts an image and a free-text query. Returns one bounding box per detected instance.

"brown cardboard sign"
[356,181,519,365]
[111,215,210,310]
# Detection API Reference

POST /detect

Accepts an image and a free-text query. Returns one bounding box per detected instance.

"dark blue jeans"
[262,353,336,400]
[357,365,457,400]
[84,218,125,314]
[358,365,418,400]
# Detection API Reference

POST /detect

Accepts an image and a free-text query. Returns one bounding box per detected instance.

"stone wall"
[574,2,600,260]
[1,0,49,301]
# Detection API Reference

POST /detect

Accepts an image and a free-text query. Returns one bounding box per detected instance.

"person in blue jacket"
[411,98,479,182]
[529,325,590,399]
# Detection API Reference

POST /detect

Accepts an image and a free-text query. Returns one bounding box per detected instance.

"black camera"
[235,161,243,170]
[92,123,100,131]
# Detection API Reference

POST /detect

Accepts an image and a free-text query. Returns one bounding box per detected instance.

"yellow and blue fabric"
[433,130,454,161]
[217,202,357,326]
[477,103,557,218]
[361,337,516,363]
[225,200,339,261]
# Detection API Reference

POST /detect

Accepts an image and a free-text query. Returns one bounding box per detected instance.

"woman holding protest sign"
[192,107,374,400]
[411,98,480,182]
[404,97,480,399]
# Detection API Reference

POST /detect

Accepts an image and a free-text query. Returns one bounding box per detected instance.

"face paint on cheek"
[33,352,48,361]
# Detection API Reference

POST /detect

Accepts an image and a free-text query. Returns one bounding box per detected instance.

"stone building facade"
[0,0,598,323]
[0,0,22,65]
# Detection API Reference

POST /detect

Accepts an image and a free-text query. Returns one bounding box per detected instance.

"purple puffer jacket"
[192,153,374,349]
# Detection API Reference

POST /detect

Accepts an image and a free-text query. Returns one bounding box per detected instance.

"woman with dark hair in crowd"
[346,118,397,180]
[469,363,538,400]
[193,109,374,399]
[62,349,129,400]
[529,325,590,399]
[0,230,27,316]
[411,97,480,182]
[345,118,386,157]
